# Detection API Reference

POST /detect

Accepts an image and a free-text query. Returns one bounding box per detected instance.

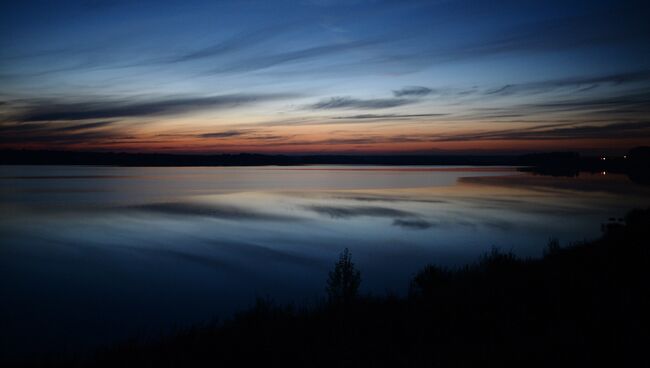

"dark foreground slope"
[21,209,650,367]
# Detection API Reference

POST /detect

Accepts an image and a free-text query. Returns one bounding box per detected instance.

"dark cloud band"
[12,94,295,122]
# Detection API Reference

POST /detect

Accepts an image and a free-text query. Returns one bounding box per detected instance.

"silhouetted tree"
[326,248,361,304]
[409,265,452,299]
[544,237,561,256]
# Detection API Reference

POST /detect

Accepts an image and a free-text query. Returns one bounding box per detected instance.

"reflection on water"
[1,165,649,358]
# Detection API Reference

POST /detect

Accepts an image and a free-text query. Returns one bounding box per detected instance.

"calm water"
[1,165,649,358]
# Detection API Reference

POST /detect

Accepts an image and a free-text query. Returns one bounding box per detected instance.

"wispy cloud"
[431,121,650,142]
[169,23,299,64]
[392,86,433,97]
[0,120,122,145]
[0,120,115,134]
[11,94,295,122]
[446,88,650,124]
[309,84,437,111]
[199,130,248,138]
[207,38,388,74]
[485,85,513,95]
[310,96,415,110]
[0,129,123,145]
[401,8,649,67]
[47,120,116,132]
[333,113,446,120]
[482,70,650,97]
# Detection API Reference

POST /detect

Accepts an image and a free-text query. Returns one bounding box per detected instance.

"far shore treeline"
[3,147,649,185]
[1,146,648,168]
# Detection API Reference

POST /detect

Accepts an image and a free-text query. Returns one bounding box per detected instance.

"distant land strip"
[0,147,648,176]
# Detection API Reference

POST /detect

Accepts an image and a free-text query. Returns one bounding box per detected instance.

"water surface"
[1,165,648,358]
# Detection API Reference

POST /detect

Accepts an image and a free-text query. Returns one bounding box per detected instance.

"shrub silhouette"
[544,237,561,256]
[409,264,452,299]
[326,248,361,304]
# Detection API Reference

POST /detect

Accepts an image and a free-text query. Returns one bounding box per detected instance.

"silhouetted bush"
[325,248,361,305]
[409,265,452,299]
[544,237,561,256]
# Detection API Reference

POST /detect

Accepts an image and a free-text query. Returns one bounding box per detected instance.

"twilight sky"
[1,0,649,154]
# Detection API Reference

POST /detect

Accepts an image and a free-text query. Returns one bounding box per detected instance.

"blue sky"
[1,0,649,153]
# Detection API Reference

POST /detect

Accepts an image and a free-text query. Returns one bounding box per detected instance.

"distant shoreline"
[0,148,645,167]
[2,148,649,184]
[0,149,530,166]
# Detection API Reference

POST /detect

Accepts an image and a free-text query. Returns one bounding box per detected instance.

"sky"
[1,0,649,154]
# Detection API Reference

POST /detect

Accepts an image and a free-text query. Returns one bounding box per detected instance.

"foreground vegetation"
[23,208,650,367]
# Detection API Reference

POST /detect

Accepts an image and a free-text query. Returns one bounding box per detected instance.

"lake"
[1,165,649,358]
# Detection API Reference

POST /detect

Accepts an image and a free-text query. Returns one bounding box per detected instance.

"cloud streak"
[431,121,650,142]
[393,86,433,97]
[0,120,124,145]
[169,23,299,64]
[333,113,446,120]
[199,130,248,138]
[397,7,649,68]
[207,38,389,74]
[11,94,295,122]
[0,120,115,133]
[310,96,416,110]
[482,70,650,97]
